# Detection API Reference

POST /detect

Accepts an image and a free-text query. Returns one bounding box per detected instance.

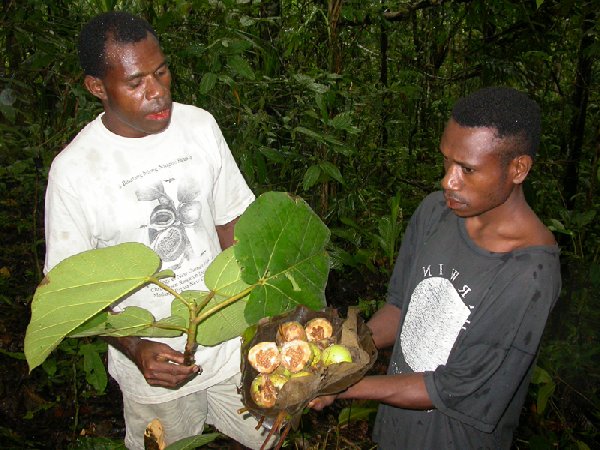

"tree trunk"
[317,0,344,216]
[380,1,389,147]
[550,4,597,339]
[562,6,595,210]
[2,0,22,78]
[259,0,281,76]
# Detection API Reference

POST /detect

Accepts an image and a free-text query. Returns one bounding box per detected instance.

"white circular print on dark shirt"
[401,277,471,372]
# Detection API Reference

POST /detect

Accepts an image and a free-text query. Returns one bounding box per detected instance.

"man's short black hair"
[78,11,157,78]
[451,86,541,161]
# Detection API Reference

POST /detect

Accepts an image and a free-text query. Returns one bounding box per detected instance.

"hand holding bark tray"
[239,305,377,449]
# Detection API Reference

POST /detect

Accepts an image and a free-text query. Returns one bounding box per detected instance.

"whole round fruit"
[321,344,353,365]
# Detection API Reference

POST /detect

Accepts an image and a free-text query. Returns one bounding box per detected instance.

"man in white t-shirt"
[45,11,270,450]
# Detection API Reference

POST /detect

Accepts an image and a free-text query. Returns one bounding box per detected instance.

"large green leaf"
[104,306,155,336]
[199,72,218,94]
[24,243,161,371]
[227,55,255,80]
[234,192,330,323]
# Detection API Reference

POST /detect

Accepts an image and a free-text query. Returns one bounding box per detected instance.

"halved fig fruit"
[304,317,333,343]
[280,339,313,373]
[250,373,289,408]
[276,320,307,345]
[248,341,280,374]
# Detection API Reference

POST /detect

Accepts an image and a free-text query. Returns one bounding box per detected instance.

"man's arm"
[216,216,239,250]
[337,373,432,409]
[367,303,402,349]
[310,303,433,411]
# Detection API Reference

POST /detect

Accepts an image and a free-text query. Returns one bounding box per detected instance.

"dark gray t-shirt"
[373,191,561,449]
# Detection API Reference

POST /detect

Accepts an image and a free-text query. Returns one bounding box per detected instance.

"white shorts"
[122,373,273,450]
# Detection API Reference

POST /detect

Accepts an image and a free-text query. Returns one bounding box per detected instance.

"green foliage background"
[1,0,598,449]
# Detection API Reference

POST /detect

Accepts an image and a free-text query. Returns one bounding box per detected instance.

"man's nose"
[146,75,168,100]
[441,165,461,190]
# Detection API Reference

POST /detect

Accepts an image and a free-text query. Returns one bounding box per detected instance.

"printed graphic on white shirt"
[401,277,471,372]
[136,175,206,270]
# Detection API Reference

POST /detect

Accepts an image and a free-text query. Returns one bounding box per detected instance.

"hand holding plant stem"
[24,192,331,373]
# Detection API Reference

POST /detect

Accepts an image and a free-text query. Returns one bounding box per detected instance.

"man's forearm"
[102,335,141,362]
[339,373,433,410]
[367,303,402,349]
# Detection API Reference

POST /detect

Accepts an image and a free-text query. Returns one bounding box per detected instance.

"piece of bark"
[144,418,166,450]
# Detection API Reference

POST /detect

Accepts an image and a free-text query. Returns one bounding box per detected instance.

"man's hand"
[104,336,200,388]
[133,339,200,388]
[308,394,338,411]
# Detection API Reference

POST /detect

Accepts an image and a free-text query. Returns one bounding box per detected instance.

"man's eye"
[462,166,474,174]
[128,80,142,88]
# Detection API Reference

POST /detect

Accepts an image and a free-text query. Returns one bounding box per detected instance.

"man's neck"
[464,189,541,252]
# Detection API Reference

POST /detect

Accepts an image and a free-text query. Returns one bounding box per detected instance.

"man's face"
[440,118,516,218]
[88,33,172,138]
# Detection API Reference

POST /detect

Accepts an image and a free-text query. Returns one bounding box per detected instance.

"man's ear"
[511,155,533,184]
[84,75,107,100]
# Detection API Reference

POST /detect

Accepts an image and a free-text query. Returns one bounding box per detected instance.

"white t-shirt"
[45,102,255,403]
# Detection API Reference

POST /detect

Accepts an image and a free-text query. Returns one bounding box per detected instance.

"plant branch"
[194,285,254,325]
[151,277,195,316]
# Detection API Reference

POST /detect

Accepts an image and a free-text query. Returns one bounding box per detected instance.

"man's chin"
[144,116,172,135]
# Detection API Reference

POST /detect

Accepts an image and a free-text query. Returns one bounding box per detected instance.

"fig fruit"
[305,318,333,343]
[308,342,322,368]
[272,365,292,378]
[248,341,280,374]
[280,339,313,373]
[276,321,307,345]
[322,344,353,365]
[250,373,289,408]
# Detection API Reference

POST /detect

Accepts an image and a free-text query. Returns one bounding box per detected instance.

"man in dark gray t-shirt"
[310,87,561,449]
